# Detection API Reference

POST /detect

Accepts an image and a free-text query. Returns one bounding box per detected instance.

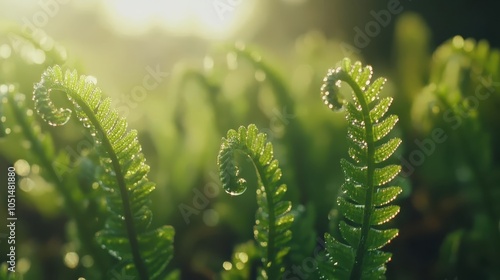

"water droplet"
[85,76,97,85]
[237,252,248,263]
[14,159,30,176]
[452,35,465,49]
[222,261,232,270]
[255,70,266,82]
[20,178,34,192]
[32,49,46,64]
[0,44,12,59]
[224,177,247,196]
[203,56,214,71]
[226,52,238,70]
[63,252,79,269]
[203,209,219,227]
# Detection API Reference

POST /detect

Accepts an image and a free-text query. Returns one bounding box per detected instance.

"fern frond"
[0,84,112,275]
[427,37,500,274]
[217,124,294,279]
[319,58,402,279]
[431,36,500,85]
[33,66,174,280]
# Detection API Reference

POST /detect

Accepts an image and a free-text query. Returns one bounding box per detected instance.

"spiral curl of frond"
[218,124,294,279]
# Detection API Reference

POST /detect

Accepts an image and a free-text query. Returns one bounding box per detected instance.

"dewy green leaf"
[33,65,174,280]
[217,124,293,279]
[318,58,403,280]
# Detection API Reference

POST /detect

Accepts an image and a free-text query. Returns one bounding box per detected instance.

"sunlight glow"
[102,0,256,39]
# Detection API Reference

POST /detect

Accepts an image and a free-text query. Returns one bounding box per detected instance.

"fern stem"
[235,48,304,187]
[179,70,226,134]
[64,91,149,279]
[338,73,376,280]
[253,160,278,278]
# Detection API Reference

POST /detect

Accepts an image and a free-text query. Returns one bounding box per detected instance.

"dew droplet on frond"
[320,69,346,112]
[224,177,247,196]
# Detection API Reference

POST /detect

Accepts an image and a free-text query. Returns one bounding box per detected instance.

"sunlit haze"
[101,0,257,39]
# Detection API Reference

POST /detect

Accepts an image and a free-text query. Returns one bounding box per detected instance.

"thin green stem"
[59,88,149,280]
[338,73,376,280]
[235,48,304,204]
[252,156,278,279]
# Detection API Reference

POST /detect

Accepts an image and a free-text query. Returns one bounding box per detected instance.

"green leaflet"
[33,66,174,280]
[319,58,402,279]
[217,124,294,279]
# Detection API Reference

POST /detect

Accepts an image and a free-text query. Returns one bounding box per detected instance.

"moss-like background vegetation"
[1,1,500,279]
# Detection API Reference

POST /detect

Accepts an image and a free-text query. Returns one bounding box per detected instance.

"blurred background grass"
[1,0,500,279]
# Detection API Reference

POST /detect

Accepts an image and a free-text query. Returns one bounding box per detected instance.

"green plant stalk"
[252,159,278,278]
[235,47,306,203]
[5,91,109,274]
[336,72,376,279]
[226,147,281,278]
[50,87,148,279]
[179,70,224,132]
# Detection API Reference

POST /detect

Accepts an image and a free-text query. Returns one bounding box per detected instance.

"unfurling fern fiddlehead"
[217,124,294,279]
[33,66,174,280]
[319,58,402,279]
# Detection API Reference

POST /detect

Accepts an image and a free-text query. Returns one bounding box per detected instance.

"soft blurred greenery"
[1,1,500,279]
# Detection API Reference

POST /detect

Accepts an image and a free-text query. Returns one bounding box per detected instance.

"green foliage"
[0,263,19,280]
[4,12,500,279]
[420,35,500,278]
[319,58,402,279]
[217,124,294,279]
[0,84,112,276]
[32,66,174,279]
